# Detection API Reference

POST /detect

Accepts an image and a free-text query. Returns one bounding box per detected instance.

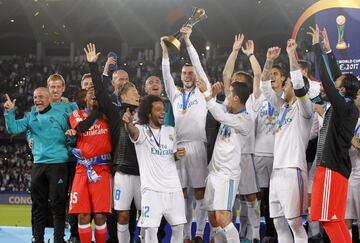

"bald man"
[103,57,130,107]
[4,88,75,243]
[144,75,175,126]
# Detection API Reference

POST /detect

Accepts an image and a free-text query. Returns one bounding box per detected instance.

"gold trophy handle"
[164,7,207,52]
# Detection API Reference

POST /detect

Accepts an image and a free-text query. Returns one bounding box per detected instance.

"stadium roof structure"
[0,0,316,55]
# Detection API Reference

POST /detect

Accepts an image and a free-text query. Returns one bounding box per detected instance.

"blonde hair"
[117,82,136,97]
[47,74,65,87]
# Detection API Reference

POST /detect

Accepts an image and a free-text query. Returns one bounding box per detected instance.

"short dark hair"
[138,95,164,125]
[230,82,251,104]
[272,65,287,86]
[340,73,359,100]
[298,60,313,77]
[74,89,87,109]
[233,71,253,92]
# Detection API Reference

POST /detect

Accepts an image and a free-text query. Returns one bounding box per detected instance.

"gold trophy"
[164,7,207,51]
[336,15,348,50]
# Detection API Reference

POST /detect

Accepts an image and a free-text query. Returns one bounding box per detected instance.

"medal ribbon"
[182,88,195,111]
[277,105,290,130]
[268,102,275,118]
[147,124,161,147]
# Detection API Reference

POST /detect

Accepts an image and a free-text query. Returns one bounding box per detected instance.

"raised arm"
[260,47,284,112]
[84,43,119,121]
[242,40,262,98]
[160,37,177,102]
[223,34,244,96]
[123,108,139,141]
[181,25,211,90]
[287,39,313,118]
[308,25,347,116]
[4,94,29,134]
[196,79,251,134]
[321,28,342,80]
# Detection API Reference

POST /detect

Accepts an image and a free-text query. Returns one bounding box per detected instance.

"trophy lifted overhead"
[164,7,208,52]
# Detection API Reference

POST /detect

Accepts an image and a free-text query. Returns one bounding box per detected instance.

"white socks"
[144,227,158,243]
[246,200,260,240]
[170,224,184,243]
[195,199,206,238]
[222,223,241,243]
[239,200,248,238]
[287,217,307,243]
[117,223,130,243]
[274,217,293,243]
[184,197,193,240]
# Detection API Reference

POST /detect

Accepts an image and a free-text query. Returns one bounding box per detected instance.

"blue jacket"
[4,105,74,164]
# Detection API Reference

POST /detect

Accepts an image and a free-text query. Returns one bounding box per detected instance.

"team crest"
[145,128,152,137]
[169,134,174,141]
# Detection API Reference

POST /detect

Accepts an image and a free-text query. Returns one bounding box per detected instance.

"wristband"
[325,49,332,54]
[203,90,212,98]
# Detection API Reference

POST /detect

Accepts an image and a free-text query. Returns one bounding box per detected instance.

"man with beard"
[161,25,210,242]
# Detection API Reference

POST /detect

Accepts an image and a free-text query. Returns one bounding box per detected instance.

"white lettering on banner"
[8,196,32,204]
[338,59,360,72]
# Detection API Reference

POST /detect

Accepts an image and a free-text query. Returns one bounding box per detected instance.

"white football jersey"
[162,45,211,143]
[132,124,182,192]
[247,94,278,156]
[261,70,313,172]
[207,99,253,180]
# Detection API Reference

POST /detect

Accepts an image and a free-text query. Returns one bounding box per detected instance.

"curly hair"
[137,95,164,125]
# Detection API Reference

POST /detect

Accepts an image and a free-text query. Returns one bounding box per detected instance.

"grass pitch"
[0,204,31,227]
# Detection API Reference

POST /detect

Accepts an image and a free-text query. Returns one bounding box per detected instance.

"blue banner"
[316,8,360,79]
[0,192,31,205]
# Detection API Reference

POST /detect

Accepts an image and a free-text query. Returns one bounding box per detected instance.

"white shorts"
[113,172,141,211]
[254,156,273,188]
[137,189,186,228]
[238,154,259,195]
[345,177,360,220]
[202,173,239,211]
[269,168,308,219]
[176,141,208,188]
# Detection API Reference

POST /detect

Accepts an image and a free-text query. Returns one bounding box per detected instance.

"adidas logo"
[331,214,338,220]
[57,178,64,184]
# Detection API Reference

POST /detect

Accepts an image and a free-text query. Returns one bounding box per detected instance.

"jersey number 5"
[70,192,78,204]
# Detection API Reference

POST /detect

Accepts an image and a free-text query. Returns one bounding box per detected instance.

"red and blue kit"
[69,109,112,214]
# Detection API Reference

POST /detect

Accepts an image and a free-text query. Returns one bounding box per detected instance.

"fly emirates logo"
[83,124,108,136]
[150,144,173,156]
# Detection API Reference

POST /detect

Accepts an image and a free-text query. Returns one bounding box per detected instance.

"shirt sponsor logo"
[150,144,173,156]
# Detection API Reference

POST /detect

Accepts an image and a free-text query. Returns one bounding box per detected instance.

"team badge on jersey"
[145,128,152,138]
[169,134,174,141]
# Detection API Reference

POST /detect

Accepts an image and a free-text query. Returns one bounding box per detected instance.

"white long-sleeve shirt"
[261,69,313,171]
[162,45,211,143]
[247,93,279,157]
[207,99,253,180]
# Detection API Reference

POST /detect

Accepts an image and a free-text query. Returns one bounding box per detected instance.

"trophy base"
[336,42,348,50]
[164,36,181,52]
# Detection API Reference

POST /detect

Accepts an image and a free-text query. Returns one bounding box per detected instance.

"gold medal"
[267,116,273,121]
[182,109,187,115]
